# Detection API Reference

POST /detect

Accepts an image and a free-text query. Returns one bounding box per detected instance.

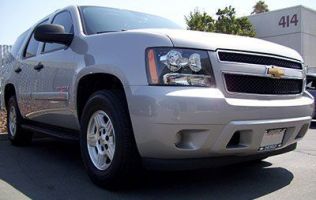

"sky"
[0,0,316,44]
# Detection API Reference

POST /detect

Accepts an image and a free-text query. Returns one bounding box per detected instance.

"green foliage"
[185,8,215,32]
[215,6,238,35]
[252,1,269,14]
[236,17,256,37]
[185,6,256,37]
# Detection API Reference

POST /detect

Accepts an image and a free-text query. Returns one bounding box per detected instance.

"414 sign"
[279,14,299,28]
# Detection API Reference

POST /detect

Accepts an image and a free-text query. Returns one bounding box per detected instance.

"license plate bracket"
[259,128,286,151]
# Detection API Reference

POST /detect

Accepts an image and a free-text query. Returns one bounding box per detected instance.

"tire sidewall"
[80,92,126,182]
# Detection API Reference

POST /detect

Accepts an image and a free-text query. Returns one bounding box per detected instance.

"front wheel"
[80,90,140,188]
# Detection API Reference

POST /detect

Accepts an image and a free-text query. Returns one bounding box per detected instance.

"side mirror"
[34,24,74,46]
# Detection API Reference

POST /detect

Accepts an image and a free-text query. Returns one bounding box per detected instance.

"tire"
[80,90,140,188]
[7,96,32,145]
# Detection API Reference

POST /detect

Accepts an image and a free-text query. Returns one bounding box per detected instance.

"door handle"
[14,67,22,73]
[34,63,44,71]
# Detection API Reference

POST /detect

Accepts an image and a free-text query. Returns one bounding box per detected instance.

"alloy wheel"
[87,110,116,170]
[9,106,17,137]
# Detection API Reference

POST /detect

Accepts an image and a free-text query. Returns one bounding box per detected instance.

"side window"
[23,20,48,58]
[43,11,74,53]
[24,33,40,58]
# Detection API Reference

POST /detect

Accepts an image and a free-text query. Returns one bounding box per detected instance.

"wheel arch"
[4,83,17,109]
[76,73,129,121]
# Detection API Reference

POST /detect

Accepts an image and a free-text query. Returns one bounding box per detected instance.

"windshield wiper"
[96,29,127,34]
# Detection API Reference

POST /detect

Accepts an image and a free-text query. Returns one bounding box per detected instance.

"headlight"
[146,48,215,87]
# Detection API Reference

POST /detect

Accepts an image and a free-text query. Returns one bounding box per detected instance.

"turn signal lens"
[147,49,159,84]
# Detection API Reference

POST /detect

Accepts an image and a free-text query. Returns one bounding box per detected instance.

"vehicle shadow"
[0,137,294,200]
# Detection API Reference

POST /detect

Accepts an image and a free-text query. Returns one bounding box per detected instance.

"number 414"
[279,14,299,28]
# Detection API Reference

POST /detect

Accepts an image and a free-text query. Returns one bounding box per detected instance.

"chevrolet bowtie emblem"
[267,66,285,78]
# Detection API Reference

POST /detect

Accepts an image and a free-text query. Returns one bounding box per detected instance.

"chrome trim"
[222,70,302,80]
[216,49,304,70]
[32,92,69,101]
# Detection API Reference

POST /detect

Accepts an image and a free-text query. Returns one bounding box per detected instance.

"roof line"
[248,5,316,17]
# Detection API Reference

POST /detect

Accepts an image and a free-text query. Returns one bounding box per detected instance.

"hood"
[128,29,303,62]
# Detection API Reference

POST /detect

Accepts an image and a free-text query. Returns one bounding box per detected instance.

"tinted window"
[24,20,48,58]
[11,31,28,56]
[80,6,181,35]
[43,11,74,53]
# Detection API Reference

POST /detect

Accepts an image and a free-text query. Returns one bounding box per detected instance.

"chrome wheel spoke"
[106,145,115,160]
[105,121,112,134]
[87,133,97,147]
[94,114,105,129]
[108,135,114,145]
[97,154,106,167]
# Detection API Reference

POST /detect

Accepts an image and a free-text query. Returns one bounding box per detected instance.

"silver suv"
[0,5,314,187]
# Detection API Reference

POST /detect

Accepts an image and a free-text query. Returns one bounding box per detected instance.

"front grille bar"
[218,51,302,70]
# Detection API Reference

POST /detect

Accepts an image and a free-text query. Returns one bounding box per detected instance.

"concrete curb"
[0,133,8,141]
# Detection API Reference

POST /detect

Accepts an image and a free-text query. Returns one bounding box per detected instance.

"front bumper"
[126,86,313,159]
[143,143,297,170]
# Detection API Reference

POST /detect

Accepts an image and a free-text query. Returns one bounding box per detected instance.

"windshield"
[79,6,182,35]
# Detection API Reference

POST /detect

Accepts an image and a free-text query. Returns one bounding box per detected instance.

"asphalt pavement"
[0,124,315,200]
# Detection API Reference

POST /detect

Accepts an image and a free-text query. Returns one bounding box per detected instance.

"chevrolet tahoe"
[0,5,314,188]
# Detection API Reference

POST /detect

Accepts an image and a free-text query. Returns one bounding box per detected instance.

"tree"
[216,6,255,37]
[236,17,256,37]
[215,6,239,35]
[185,8,215,32]
[185,6,256,37]
[251,1,269,14]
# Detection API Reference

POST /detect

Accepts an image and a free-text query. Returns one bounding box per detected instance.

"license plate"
[259,128,286,151]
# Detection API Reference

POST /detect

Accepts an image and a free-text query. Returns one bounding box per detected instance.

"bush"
[0,111,7,133]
